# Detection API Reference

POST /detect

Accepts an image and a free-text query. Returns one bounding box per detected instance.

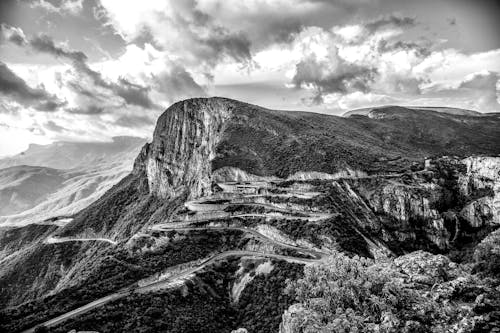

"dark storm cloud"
[365,14,417,33]
[292,56,376,104]
[0,61,64,111]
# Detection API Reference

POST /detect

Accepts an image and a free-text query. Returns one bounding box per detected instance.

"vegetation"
[0,230,245,332]
[25,259,304,333]
[236,261,303,333]
[212,102,500,178]
[285,250,500,332]
[270,216,371,257]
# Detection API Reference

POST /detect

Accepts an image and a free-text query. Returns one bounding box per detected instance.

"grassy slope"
[214,102,500,177]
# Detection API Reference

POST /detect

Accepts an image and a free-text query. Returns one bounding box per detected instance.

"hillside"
[0,98,499,333]
[343,105,484,117]
[0,137,147,226]
[0,136,146,170]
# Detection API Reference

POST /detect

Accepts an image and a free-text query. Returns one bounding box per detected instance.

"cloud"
[98,0,253,69]
[365,13,417,33]
[292,53,376,103]
[30,34,87,62]
[0,23,28,46]
[6,30,159,110]
[66,105,105,115]
[0,61,64,111]
[26,0,84,15]
[447,17,457,26]
[44,120,66,132]
[457,71,500,111]
[377,40,431,57]
[152,65,207,101]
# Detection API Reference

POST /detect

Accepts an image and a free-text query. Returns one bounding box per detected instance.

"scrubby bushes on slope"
[283,250,500,332]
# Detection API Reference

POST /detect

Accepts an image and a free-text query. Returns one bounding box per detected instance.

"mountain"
[343,105,484,117]
[0,136,146,170]
[0,136,147,226]
[0,98,499,333]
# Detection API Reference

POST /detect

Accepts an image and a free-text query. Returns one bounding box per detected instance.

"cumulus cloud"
[0,61,65,111]
[457,71,500,111]
[292,53,376,103]
[285,19,429,104]
[98,0,253,70]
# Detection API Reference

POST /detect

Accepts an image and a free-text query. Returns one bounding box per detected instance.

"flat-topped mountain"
[139,98,499,197]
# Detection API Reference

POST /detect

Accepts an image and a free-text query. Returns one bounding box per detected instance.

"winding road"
[23,180,335,332]
[22,246,324,333]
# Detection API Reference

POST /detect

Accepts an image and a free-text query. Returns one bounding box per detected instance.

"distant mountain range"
[0,136,146,226]
[0,136,146,170]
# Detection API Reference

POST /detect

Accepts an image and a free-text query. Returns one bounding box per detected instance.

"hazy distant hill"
[343,105,483,117]
[0,136,146,170]
[0,136,147,226]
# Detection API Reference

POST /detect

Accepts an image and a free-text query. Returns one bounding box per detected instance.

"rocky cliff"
[345,156,500,252]
[139,98,235,200]
[459,156,500,227]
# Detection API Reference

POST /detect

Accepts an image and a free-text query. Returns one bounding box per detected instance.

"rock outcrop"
[459,156,500,227]
[138,98,235,199]
[364,180,450,249]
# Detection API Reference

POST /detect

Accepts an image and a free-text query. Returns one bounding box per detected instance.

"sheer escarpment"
[139,98,235,200]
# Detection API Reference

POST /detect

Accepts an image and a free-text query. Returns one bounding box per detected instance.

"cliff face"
[346,157,500,252]
[139,98,235,200]
[459,156,500,227]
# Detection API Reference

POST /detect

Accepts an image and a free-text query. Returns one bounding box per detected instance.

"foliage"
[0,230,244,332]
[36,260,303,333]
[284,251,476,332]
[472,228,500,277]
[235,261,303,333]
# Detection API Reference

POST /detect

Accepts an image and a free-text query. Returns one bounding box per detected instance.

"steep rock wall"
[459,156,500,227]
[139,98,235,199]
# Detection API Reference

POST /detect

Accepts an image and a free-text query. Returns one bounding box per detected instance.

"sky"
[0,0,499,156]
